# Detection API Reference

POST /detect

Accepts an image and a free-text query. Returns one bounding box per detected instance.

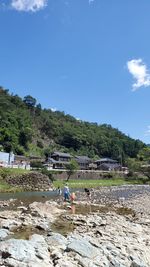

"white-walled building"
[0,151,14,166]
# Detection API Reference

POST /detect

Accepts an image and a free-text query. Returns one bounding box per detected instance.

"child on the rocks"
[70,192,76,203]
[84,188,91,200]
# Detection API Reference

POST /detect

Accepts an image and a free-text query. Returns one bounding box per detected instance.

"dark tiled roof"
[75,156,91,164]
[95,158,118,163]
[47,158,57,163]
[52,151,72,158]
[100,163,120,169]
[75,156,91,161]
[47,157,70,164]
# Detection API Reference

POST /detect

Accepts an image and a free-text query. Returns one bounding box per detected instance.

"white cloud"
[127,59,150,91]
[11,0,47,12]
[50,107,57,112]
[76,117,81,121]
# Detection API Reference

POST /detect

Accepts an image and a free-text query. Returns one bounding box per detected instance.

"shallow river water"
[0,185,150,210]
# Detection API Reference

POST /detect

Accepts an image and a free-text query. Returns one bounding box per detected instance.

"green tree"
[66,159,79,181]
[140,165,150,180]
[0,86,146,159]
[23,95,36,108]
[126,158,141,172]
[19,127,32,149]
[138,147,150,162]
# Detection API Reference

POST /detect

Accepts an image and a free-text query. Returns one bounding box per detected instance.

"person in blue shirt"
[63,184,70,201]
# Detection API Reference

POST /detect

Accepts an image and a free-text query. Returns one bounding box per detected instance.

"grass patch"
[0,180,22,193]
[53,178,145,189]
[0,168,29,179]
[0,168,29,192]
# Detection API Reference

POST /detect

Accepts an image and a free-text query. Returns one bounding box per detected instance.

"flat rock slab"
[0,229,10,241]
[0,235,53,267]
[46,233,68,250]
[67,237,99,259]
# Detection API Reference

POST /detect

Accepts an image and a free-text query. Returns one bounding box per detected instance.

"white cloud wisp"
[127,59,150,91]
[50,108,57,112]
[11,0,47,12]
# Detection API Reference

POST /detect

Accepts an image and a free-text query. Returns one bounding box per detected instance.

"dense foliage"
[0,87,145,161]
[126,147,150,180]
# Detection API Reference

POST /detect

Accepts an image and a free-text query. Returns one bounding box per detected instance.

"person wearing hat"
[63,183,70,201]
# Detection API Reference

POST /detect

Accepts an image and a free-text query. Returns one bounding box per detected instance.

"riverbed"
[0,184,150,205]
[0,185,150,267]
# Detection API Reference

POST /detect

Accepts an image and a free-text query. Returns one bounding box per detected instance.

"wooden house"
[95,158,120,171]
[75,156,91,170]
[51,151,73,169]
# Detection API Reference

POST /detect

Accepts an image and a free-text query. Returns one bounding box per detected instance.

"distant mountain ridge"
[0,87,145,161]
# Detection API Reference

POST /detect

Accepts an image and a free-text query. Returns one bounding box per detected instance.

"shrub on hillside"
[30,160,43,169]
[41,168,54,182]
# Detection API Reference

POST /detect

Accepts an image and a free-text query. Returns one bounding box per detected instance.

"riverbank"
[53,177,147,189]
[0,185,150,266]
[0,167,149,193]
[0,168,29,192]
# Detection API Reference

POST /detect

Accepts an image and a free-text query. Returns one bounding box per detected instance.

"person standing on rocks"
[84,188,91,201]
[70,192,76,203]
[56,186,62,204]
[57,187,62,196]
[63,183,70,201]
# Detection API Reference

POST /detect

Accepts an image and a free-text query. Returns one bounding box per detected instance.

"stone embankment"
[0,186,150,267]
[51,170,126,180]
[5,172,52,191]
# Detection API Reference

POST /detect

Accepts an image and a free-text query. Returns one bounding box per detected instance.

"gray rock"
[2,219,21,230]
[0,237,52,266]
[75,254,98,267]
[46,233,68,250]
[4,257,27,267]
[0,229,10,241]
[67,237,99,259]
[35,222,49,231]
[130,257,147,267]
[55,259,78,267]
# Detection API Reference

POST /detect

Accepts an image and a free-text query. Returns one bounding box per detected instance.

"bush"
[41,168,54,182]
[30,160,43,169]
[126,170,134,177]
[37,140,43,148]
[0,168,12,179]
[0,168,28,179]
[101,173,113,179]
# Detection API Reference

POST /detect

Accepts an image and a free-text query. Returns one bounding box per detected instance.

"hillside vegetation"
[0,87,145,161]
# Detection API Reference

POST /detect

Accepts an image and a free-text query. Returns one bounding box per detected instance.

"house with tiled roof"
[95,158,121,171]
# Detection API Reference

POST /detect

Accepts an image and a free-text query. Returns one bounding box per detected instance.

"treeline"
[0,87,145,162]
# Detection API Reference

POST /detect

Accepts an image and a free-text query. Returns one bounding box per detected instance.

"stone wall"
[52,170,125,180]
[6,172,52,191]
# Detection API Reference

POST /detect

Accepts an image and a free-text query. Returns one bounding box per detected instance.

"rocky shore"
[0,185,150,267]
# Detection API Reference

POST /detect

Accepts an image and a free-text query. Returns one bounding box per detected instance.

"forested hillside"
[0,87,145,161]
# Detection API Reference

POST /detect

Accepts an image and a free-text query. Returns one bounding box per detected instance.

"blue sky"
[1,1,150,143]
